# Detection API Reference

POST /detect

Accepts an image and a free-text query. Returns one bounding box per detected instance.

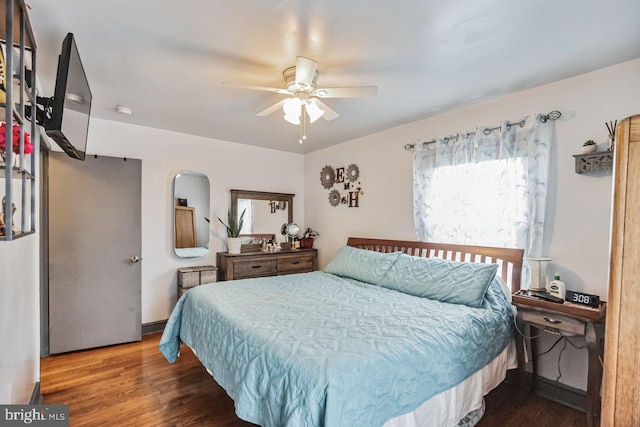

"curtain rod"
[403,110,562,151]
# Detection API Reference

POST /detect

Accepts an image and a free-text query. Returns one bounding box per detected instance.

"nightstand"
[177,265,217,297]
[512,294,606,427]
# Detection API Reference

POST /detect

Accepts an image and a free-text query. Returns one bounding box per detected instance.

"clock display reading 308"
[565,290,600,308]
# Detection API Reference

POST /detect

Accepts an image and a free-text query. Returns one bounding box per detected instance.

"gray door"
[49,152,142,354]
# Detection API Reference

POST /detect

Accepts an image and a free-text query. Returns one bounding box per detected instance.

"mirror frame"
[173,171,211,258]
[230,189,294,251]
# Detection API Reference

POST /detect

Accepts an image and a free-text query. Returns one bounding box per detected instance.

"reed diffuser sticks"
[606,120,617,151]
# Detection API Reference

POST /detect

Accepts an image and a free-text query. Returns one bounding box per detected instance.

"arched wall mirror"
[230,189,294,250]
[174,171,210,258]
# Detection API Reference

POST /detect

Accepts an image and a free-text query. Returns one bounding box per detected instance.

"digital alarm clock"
[565,290,600,308]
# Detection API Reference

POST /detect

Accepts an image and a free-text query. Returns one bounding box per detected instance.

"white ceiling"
[28,0,640,154]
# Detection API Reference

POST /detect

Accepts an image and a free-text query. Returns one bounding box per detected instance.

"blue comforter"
[159,271,513,427]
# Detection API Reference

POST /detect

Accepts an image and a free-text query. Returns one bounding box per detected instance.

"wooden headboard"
[347,237,524,293]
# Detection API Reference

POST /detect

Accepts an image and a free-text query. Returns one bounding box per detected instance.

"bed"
[160,237,523,426]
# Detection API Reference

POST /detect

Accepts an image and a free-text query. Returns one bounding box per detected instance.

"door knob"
[130,256,142,263]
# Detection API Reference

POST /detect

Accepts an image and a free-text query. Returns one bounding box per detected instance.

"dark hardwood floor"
[41,333,590,426]
[478,382,591,427]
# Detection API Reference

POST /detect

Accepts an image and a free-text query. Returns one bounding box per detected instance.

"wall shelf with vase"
[573,150,614,174]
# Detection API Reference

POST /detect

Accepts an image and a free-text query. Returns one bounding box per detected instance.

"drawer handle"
[543,317,561,324]
[251,265,262,269]
[291,261,301,265]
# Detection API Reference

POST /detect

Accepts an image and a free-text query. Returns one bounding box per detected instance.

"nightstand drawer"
[520,310,586,336]
[278,254,314,273]
[234,259,277,277]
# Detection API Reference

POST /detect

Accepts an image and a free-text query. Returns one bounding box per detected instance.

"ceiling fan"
[222,56,377,126]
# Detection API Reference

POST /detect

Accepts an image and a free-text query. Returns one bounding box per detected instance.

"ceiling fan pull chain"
[299,107,308,144]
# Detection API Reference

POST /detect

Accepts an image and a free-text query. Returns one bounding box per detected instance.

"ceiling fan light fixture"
[284,112,301,125]
[283,97,302,116]
[283,97,302,125]
[222,56,377,138]
[305,101,325,123]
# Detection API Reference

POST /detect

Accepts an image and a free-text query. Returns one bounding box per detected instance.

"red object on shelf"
[0,122,33,155]
[300,238,314,249]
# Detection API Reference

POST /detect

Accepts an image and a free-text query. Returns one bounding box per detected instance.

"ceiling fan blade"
[257,99,287,116]
[313,99,339,121]
[222,81,289,95]
[295,57,318,87]
[315,86,378,98]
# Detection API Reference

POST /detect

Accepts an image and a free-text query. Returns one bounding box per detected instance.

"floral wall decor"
[319,163,363,207]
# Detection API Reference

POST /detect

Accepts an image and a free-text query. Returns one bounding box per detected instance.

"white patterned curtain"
[413,114,553,258]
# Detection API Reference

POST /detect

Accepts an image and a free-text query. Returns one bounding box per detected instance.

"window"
[413,117,553,257]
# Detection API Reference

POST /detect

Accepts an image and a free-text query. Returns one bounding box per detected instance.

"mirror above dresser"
[230,189,294,248]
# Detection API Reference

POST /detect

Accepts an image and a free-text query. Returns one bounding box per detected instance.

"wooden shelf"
[572,150,613,174]
[512,293,606,321]
[0,165,34,179]
[0,229,34,241]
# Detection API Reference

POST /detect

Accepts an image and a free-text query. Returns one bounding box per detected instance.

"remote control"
[528,290,564,304]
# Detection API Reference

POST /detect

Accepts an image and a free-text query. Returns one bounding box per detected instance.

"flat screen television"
[45,33,91,161]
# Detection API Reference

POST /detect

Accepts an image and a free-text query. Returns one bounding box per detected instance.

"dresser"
[217,248,318,281]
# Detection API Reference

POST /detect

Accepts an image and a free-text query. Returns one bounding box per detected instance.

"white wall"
[304,59,640,391]
[86,118,305,323]
[0,227,39,403]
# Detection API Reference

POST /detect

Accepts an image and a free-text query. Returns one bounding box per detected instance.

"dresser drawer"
[278,254,314,273]
[233,259,277,278]
[217,249,318,281]
[520,309,585,336]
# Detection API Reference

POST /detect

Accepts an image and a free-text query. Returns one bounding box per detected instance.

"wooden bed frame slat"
[501,260,509,280]
[347,237,524,293]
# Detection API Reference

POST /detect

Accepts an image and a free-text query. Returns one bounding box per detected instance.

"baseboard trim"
[29,382,42,405]
[534,376,587,412]
[141,320,167,335]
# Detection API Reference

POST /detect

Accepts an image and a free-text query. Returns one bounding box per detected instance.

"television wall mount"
[25,95,54,127]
